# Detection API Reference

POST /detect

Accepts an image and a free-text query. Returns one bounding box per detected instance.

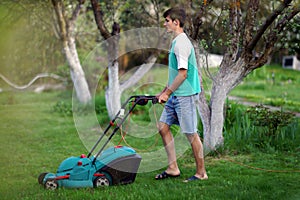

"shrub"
[52,100,73,116]
[223,102,299,153]
[246,104,298,150]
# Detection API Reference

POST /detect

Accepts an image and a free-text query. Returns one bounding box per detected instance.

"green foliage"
[0,1,64,85]
[223,102,299,153]
[52,93,110,125]
[56,64,72,88]
[246,104,298,150]
[52,100,73,116]
[278,16,300,55]
[247,104,296,136]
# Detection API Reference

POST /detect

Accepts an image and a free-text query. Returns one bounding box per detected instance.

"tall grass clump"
[223,101,251,152]
[223,101,299,153]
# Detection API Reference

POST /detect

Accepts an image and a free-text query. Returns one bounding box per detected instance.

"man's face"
[164,15,176,33]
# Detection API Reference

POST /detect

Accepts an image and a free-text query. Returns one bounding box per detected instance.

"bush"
[53,99,96,117]
[52,100,73,116]
[223,102,299,153]
[246,104,298,151]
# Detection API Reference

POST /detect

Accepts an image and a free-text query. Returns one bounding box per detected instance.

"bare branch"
[243,0,259,49]
[190,0,214,40]
[90,0,111,40]
[229,0,242,55]
[51,0,67,41]
[69,0,86,25]
[246,0,293,53]
[251,7,300,70]
[120,29,167,91]
[120,55,157,92]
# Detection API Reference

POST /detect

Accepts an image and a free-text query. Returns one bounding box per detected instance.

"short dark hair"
[163,7,186,27]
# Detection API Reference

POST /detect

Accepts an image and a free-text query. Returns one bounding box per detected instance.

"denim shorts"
[160,94,199,134]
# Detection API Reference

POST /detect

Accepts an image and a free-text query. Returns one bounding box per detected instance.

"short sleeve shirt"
[168,33,201,96]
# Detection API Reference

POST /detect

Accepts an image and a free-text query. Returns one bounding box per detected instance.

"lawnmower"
[38,95,158,190]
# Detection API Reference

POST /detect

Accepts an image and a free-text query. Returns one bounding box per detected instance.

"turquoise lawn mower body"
[38,95,158,190]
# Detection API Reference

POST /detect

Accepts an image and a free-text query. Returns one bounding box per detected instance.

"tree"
[184,0,299,150]
[90,0,164,118]
[51,0,91,104]
[86,0,299,152]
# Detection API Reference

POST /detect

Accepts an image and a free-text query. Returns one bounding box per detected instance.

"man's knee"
[158,122,170,136]
[185,132,200,144]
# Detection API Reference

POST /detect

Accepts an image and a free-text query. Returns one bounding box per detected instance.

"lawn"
[229,65,300,112]
[0,91,299,200]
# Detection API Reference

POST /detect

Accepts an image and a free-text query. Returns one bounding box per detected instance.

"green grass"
[0,91,300,200]
[229,65,300,112]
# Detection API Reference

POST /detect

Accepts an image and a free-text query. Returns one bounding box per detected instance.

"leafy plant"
[52,100,73,116]
[223,102,299,153]
[247,105,296,138]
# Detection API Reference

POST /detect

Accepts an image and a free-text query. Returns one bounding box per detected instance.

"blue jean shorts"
[160,94,199,134]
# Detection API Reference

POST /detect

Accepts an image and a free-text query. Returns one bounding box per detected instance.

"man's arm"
[158,69,187,103]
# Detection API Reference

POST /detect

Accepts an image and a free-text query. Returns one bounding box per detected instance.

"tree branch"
[120,55,157,92]
[69,0,85,26]
[90,0,111,40]
[51,0,67,41]
[229,0,242,56]
[190,0,214,40]
[251,7,300,70]
[243,0,259,49]
[246,0,293,53]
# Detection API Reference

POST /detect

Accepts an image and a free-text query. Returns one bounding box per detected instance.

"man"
[155,7,208,182]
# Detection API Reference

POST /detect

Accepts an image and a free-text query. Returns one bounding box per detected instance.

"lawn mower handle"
[88,95,158,160]
[131,95,158,105]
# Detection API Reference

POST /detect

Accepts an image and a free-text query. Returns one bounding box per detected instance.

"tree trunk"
[52,0,91,104]
[207,83,227,149]
[210,57,248,147]
[105,43,121,118]
[103,32,120,118]
[64,37,91,104]
[195,44,247,151]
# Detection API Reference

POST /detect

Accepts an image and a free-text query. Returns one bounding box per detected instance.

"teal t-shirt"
[168,33,201,96]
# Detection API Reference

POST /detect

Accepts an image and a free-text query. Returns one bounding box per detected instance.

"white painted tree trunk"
[207,84,227,149]
[212,59,246,149]
[51,0,91,104]
[104,35,121,118]
[105,55,158,118]
[195,43,247,150]
[105,60,121,118]
[63,37,91,104]
[104,31,159,119]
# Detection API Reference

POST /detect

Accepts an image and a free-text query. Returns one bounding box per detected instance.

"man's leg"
[186,133,208,179]
[156,122,180,177]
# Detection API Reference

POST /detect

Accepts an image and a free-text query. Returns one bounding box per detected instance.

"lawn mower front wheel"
[44,178,58,190]
[93,175,110,187]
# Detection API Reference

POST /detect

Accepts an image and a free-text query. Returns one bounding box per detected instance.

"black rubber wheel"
[44,178,58,190]
[38,172,48,185]
[93,175,110,187]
